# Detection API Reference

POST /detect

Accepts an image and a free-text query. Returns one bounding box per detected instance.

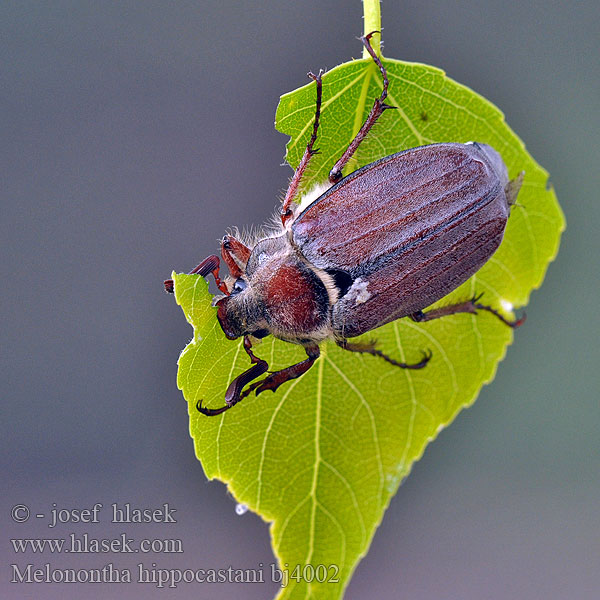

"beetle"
[165,32,524,416]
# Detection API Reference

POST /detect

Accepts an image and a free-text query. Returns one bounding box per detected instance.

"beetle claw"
[254,379,279,396]
[402,349,431,369]
[473,302,527,329]
[507,311,527,328]
[360,30,381,43]
[196,399,231,417]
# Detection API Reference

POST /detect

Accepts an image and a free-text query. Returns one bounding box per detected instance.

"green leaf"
[172,55,564,600]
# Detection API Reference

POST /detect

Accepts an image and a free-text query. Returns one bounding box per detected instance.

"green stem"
[362,0,382,57]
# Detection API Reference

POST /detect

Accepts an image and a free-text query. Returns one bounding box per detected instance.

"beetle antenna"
[164,254,229,295]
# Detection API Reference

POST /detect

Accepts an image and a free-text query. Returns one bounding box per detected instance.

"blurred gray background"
[2,1,598,598]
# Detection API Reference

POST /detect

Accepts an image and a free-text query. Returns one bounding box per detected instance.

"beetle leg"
[164,254,229,295]
[196,360,269,416]
[411,294,526,328]
[242,344,321,397]
[328,31,395,184]
[196,336,269,416]
[281,70,324,227]
[336,339,432,369]
[241,334,266,365]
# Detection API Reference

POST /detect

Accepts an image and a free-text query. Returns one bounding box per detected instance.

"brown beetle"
[165,32,524,416]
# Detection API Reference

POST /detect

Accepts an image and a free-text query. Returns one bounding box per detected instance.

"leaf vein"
[324,356,385,510]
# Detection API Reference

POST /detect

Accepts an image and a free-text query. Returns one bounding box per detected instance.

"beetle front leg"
[242,344,321,397]
[411,293,526,328]
[328,31,395,183]
[336,339,432,369]
[196,336,269,416]
[196,360,269,416]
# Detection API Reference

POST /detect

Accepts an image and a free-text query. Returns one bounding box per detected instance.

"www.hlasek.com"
[11,533,183,554]
[11,562,341,588]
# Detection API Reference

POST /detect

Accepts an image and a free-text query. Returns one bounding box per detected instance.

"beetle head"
[215,234,290,340]
[215,277,269,340]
